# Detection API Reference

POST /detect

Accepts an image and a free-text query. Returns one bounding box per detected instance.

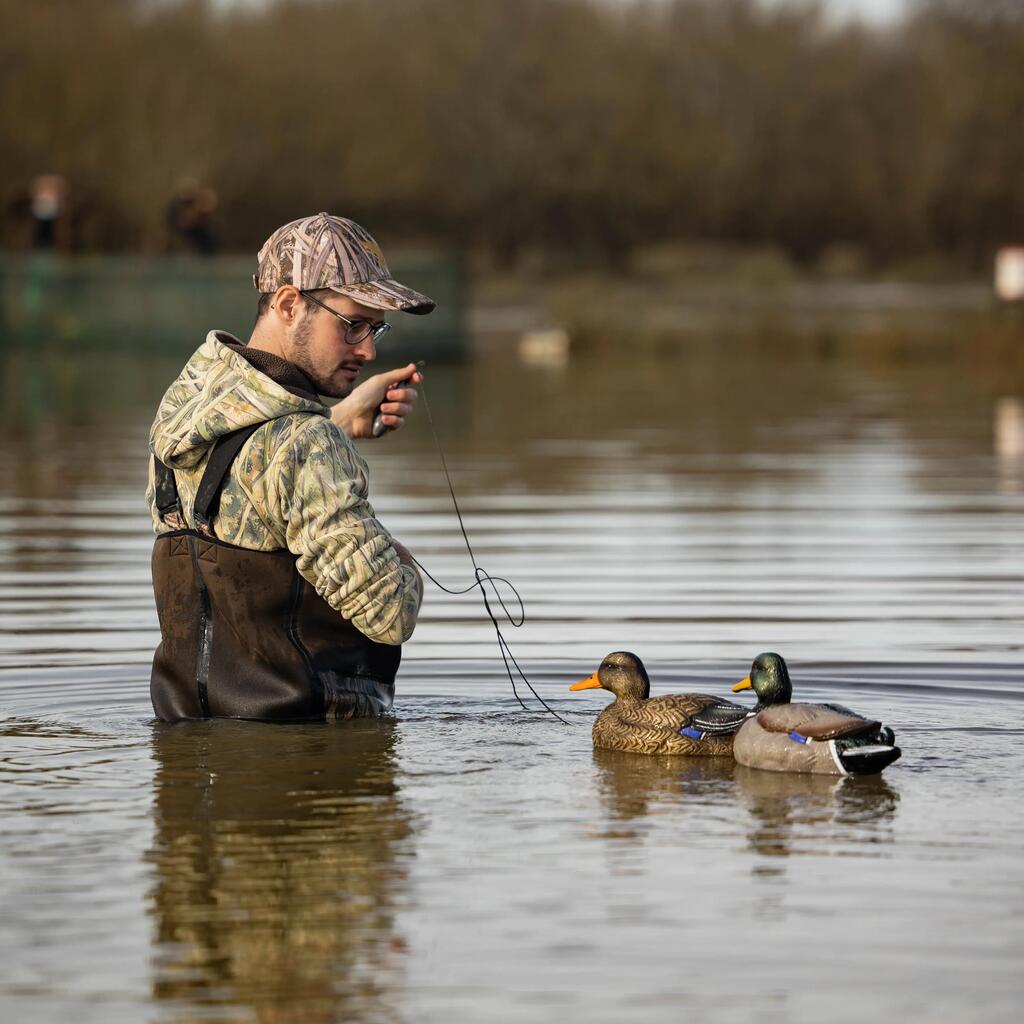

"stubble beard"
[289,313,354,400]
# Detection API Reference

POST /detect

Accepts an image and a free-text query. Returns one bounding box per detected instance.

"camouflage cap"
[253,212,435,315]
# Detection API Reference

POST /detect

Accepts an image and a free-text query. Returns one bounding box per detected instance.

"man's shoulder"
[262,413,366,479]
[266,410,348,453]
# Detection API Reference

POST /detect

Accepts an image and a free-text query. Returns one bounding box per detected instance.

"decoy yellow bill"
[569,673,602,691]
[732,675,752,692]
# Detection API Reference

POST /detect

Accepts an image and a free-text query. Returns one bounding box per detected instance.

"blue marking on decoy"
[788,730,809,744]
[679,726,705,740]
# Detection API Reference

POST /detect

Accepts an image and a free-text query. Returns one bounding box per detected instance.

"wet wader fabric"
[150,420,400,722]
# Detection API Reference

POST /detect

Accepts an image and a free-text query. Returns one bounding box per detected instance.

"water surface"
[1,334,1022,1022]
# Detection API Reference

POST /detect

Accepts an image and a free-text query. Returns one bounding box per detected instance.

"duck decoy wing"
[617,694,704,732]
[757,704,880,741]
[690,698,752,736]
[820,701,861,718]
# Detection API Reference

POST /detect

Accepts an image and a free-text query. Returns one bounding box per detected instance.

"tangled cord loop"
[410,380,567,724]
[411,559,524,629]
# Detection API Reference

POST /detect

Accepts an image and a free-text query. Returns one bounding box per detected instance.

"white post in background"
[995,247,1024,302]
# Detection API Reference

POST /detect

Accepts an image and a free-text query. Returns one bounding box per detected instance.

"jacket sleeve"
[277,418,422,645]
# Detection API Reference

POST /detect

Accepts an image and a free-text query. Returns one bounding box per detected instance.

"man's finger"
[380,402,412,418]
[386,363,418,385]
[385,386,418,404]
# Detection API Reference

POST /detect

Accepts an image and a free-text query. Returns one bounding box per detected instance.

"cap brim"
[328,279,435,315]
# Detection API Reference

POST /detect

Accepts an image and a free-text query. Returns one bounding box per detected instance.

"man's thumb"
[388,363,417,385]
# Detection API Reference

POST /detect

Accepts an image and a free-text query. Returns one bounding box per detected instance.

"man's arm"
[279,418,423,644]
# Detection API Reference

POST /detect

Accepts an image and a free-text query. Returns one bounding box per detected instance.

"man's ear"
[273,286,302,324]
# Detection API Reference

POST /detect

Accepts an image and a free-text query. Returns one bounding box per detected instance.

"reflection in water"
[591,747,735,841]
[995,396,1024,494]
[589,746,899,875]
[734,764,900,870]
[994,396,1024,458]
[146,720,417,1023]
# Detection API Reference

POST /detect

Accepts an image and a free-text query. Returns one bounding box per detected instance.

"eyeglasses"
[301,291,391,346]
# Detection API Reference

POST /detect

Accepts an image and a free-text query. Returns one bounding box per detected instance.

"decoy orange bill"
[569,673,601,691]
[732,675,752,692]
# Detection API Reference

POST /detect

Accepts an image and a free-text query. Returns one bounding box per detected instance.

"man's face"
[284,293,385,398]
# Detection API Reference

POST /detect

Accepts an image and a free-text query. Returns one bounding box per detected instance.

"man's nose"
[349,335,376,361]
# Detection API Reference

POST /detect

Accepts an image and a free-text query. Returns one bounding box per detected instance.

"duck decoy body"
[570,652,750,756]
[730,653,901,776]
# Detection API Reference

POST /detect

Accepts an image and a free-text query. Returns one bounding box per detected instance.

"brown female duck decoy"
[730,653,901,776]
[570,651,751,755]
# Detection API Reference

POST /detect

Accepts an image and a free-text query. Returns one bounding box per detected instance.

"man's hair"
[254,288,334,326]
[255,291,274,322]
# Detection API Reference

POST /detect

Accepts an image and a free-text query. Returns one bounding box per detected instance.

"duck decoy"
[730,653,901,776]
[570,651,750,755]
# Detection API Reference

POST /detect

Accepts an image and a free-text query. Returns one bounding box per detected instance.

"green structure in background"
[0,253,465,361]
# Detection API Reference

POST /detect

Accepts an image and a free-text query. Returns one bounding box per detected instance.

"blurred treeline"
[2,0,1022,268]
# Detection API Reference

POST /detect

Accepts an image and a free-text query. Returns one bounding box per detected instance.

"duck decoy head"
[570,651,650,702]
[732,652,792,706]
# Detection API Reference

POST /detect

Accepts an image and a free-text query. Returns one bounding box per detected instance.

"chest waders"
[150,419,400,722]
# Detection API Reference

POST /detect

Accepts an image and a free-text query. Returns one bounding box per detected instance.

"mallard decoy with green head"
[730,653,901,776]
[570,651,751,755]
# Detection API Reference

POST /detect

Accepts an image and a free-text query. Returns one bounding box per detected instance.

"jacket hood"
[150,332,327,469]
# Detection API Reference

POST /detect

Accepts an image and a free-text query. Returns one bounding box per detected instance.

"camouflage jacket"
[146,332,422,645]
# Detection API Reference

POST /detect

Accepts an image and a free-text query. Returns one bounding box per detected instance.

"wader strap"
[193,422,265,535]
[153,458,181,521]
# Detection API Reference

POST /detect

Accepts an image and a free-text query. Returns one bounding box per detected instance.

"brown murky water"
[1,331,1023,1023]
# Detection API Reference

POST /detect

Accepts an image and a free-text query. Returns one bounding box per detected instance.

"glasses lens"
[344,320,372,345]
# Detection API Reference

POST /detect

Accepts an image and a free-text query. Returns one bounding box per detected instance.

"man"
[147,212,432,722]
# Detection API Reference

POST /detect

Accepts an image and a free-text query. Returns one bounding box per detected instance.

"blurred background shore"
[2,0,1023,374]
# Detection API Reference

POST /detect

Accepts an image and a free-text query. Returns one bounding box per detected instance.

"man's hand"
[391,538,417,569]
[331,363,422,439]
[391,538,423,594]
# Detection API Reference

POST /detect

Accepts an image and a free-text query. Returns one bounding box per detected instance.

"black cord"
[412,380,568,724]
